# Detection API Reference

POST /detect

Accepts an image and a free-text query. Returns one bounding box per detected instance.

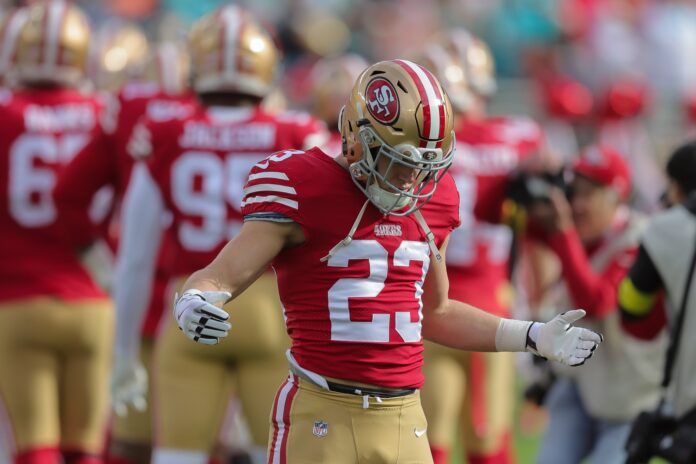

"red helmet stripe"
[394,59,445,149]
[220,5,242,76]
[422,66,446,141]
[44,0,67,68]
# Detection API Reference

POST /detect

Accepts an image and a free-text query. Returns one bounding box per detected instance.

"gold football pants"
[267,374,433,464]
[153,272,289,451]
[420,344,514,456]
[0,297,113,454]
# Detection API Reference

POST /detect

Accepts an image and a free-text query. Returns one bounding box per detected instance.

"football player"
[415,30,545,464]
[115,6,328,464]
[89,20,149,93]
[307,54,368,154]
[53,41,196,464]
[172,56,603,464]
[0,2,113,463]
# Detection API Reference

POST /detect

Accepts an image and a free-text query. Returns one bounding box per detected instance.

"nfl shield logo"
[312,420,328,438]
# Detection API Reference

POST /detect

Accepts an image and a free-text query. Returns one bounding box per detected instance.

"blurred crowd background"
[3,0,693,172]
[0,0,687,215]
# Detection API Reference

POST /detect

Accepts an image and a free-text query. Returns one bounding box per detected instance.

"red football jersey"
[108,82,197,197]
[447,116,542,316]
[0,88,107,302]
[241,148,460,388]
[54,84,197,335]
[141,105,327,277]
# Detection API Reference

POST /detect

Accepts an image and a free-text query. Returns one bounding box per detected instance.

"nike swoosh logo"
[414,428,427,438]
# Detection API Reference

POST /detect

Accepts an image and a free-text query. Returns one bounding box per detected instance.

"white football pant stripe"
[270,375,296,464]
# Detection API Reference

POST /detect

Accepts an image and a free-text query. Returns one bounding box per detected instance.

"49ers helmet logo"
[365,77,399,124]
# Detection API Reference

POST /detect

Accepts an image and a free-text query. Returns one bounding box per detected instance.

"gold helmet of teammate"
[440,28,496,99]
[91,20,149,91]
[141,41,190,95]
[419,28,496,113]
[12,0,91,86]
[339,59,455,215]
[309,53,368,128]
[188,4,278,97]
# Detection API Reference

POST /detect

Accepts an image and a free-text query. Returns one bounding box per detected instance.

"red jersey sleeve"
[548,228,636,318]
[241,150,308,226]
[53,130,116,247]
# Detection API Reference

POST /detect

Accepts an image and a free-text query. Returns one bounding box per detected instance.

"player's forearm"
[422,299,501,351]
[181,220,293,299]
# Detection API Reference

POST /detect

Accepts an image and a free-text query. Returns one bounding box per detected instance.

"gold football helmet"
[310,53,368,127]
[141,42,190,95]
[188,5,278,97]
[437,28,496,108]
[90,20,149,91]
[12,0,91,86]
[340,59,455,215]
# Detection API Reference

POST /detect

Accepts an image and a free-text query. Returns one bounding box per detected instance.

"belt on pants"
[325,380,416,398]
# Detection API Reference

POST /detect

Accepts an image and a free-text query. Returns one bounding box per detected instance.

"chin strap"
[320,199,371,262]
[320,199,441,263]
[413,209,442,261]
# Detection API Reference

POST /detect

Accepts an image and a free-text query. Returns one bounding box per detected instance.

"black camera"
[625,408,696,464]
[523,356,556,406]
[507,169,568,207]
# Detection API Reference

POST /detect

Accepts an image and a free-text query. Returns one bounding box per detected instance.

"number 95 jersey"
[241,148,460,388]
[137,106,327,276]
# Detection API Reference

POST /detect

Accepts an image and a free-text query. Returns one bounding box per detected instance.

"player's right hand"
[173,290,232,345]
[111,356,148,417]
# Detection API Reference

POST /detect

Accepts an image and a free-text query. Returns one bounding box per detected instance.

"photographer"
[524,146,666,464]
[620,141,696,463]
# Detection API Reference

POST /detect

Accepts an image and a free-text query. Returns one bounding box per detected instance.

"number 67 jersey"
[241,148,460,388]
[0,88,107,302]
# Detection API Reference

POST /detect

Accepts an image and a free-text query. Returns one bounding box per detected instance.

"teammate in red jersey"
[54,41,196,464]
[0,2,113,464]
[114,6,328,464]
[173,53,602,462]
[414,30,545,464]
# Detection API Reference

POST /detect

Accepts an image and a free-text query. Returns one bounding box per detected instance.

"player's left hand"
[527,309,603,366]
[173,290,232,345]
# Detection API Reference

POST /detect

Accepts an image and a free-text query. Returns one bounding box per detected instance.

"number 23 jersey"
[241,148,460,388]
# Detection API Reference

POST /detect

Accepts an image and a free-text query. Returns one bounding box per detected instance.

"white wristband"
[495,318,534,352]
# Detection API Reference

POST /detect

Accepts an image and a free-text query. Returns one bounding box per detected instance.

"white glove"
[111,356,147,417]
[173,290,232,345]
[528,309,603,366]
